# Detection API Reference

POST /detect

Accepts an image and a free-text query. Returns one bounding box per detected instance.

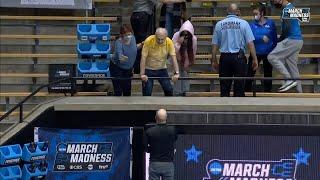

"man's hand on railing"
[172,73,180,82]
[141,74,148,82]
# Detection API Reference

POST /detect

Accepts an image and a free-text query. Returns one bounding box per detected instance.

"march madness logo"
[203,148,310,180]
[203,159,297,180]
[53,143,114,171]
[282,8,310,22]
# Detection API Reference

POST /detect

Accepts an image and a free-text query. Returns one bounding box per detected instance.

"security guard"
[212,3,259,97]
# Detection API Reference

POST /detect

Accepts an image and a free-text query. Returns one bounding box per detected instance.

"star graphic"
[293,147,311,166]
[184,144,202,163]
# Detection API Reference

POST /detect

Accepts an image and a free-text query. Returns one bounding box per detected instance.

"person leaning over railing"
[172,20,197,96]
[140,28,180,96]
[110,24,143,96]
[268,0,304,93]
[245,3,277,92]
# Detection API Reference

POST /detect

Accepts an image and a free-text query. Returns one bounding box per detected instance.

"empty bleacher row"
[0,0,122,121]
[0,0,320,120]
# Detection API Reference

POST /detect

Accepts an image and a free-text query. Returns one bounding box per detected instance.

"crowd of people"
[110,0,303,98]
[134,1,304,179]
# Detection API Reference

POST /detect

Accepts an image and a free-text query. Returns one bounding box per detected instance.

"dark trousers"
[245,55,273,92]
[149,162,174,180]
[110,63,132,96]
[131,12,153,74]
[143,69,173,96]
[219,53,247,97]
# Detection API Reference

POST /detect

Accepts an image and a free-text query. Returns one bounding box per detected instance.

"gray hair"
[155,28,168,37]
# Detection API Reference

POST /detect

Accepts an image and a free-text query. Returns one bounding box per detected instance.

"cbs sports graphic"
[34,127,131,180]
[175,135,320,180]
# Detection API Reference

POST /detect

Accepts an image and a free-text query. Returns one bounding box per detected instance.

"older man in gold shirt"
[140,28,180,96]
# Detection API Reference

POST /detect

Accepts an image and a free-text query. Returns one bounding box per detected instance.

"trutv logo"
[203,159,297,180]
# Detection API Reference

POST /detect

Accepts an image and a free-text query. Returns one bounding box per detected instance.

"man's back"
[145,124,177,162]
[213,15,254,53]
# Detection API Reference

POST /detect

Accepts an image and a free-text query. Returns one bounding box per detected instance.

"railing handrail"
[1,76,320,122]
[0,78,72,122]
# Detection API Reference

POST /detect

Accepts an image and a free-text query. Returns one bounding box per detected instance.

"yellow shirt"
[142,35,176,70]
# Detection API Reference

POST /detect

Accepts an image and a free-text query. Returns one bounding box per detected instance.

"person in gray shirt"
[131,0,158,74]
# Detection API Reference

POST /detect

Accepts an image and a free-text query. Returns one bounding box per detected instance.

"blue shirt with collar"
[250,18,277,55]
[212,14,255,53]
[281,3,303,40]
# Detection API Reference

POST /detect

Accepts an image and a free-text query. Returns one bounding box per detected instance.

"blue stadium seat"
[77,24,110,41]
[77,60,110,77]
[77,43,110,58]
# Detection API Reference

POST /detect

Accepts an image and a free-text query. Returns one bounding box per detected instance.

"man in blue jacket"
[268,0,303,93]
[246,3,277,92]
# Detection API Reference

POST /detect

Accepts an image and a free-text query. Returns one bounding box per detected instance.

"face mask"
[254,15,261,21]
[123,35,132,42]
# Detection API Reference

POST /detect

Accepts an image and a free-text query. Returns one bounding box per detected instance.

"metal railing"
[0,76,320,123]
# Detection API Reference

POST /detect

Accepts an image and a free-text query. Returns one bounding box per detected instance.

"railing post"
[209,80,215,92]
[19,104,23,123]
[32,10,40,91]
[313,79,319,93]
[5,97,10,112]
[71,78,76,96]
[253,79,257,97]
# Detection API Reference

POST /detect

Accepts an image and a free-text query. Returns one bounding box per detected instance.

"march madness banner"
[175,135,320,180]
[35,128,131,180]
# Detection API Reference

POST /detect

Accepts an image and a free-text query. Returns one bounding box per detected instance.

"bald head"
[227,3,240,15]
[155,109,167,124]
[155,28,168,36]
[155,28,168,44]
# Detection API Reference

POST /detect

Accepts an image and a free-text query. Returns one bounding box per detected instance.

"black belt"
[221,52,239,55]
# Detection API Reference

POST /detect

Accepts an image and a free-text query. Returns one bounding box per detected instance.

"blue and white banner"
[34,128,131,180]
[175,135,320,180]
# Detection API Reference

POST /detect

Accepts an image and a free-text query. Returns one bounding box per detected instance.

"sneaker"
[278,81,298,92]
[278,81,290,90]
